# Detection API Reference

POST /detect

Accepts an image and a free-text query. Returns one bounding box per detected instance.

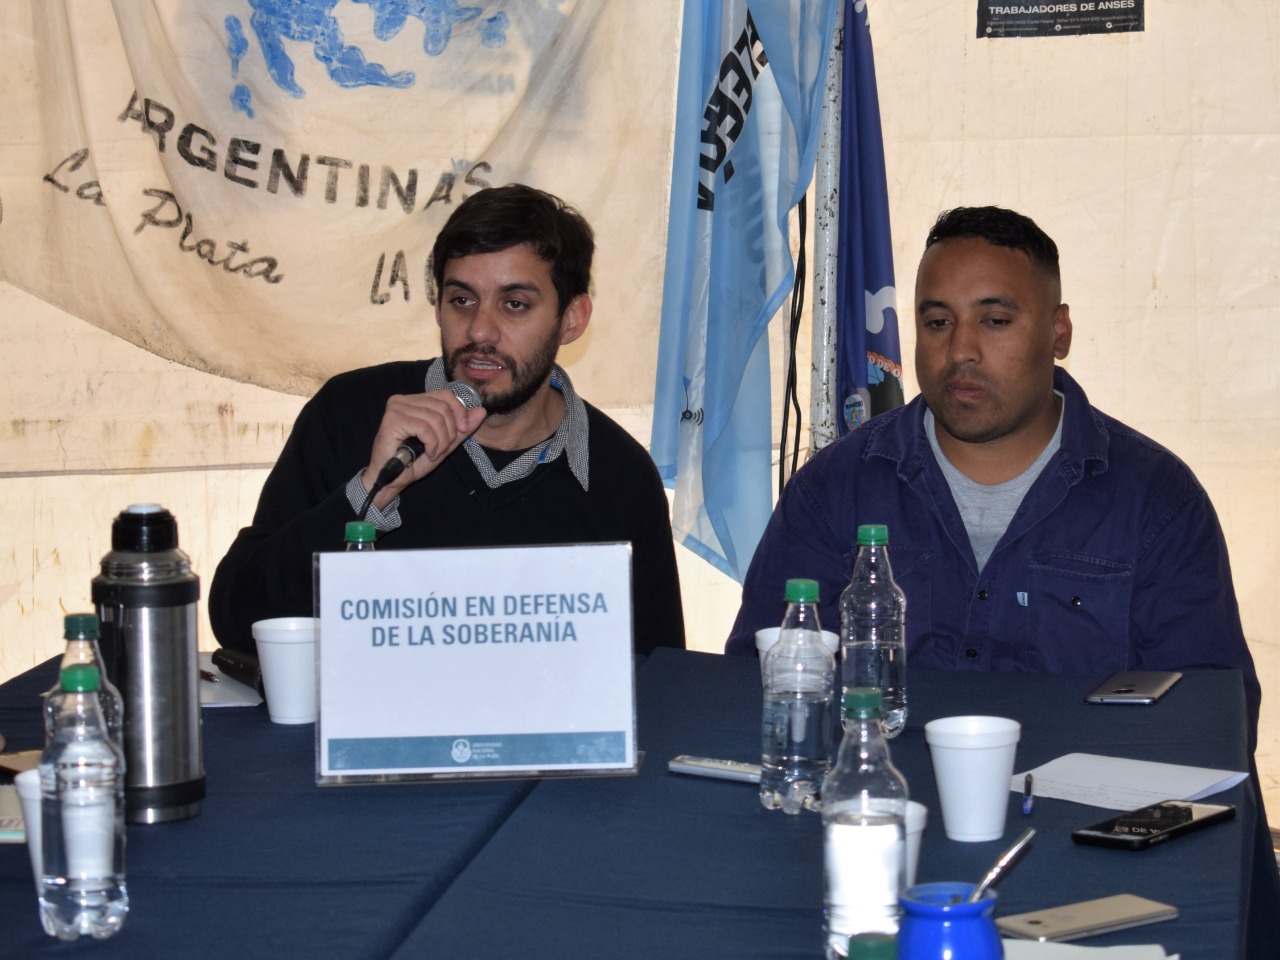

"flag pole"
[809,4,844,456]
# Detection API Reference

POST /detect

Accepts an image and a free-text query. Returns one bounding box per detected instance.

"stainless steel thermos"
[92,503,205,823]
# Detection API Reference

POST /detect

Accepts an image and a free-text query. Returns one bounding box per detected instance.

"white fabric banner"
[0,0,676,400]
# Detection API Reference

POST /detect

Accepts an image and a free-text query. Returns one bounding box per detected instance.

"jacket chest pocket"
[1026,554,1133,672]
[885,547,931,654]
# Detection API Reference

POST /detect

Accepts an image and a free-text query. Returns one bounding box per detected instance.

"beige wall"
[0,276,745,672]
[870,2,1280,812]
[2,3,1277,815]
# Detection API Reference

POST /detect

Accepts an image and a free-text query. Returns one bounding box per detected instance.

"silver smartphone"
[1084,670,1181,704]
[996,893,1179,941]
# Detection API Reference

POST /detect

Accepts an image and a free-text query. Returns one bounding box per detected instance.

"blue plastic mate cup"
[897,882,1001,960]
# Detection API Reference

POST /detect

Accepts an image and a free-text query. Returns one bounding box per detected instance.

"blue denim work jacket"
[727,367,1259,739]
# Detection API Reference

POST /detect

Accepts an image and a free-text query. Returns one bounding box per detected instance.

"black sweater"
[210,361,685,657]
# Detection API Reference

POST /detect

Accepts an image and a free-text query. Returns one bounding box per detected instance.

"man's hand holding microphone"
[360,381,486,516]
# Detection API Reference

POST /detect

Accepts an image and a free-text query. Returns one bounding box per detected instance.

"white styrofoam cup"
[252,617,320,724]
[905,799,928,887]
[754,628,840,681]
[14,768,42,887]
[924,715,1020,842]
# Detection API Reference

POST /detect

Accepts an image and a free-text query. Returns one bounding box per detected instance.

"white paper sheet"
[198,652,263,708]
[1003,941,1175,959]
[1011,753,1247,809]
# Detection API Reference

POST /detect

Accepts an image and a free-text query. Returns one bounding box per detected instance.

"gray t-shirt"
[925,394,1064,572]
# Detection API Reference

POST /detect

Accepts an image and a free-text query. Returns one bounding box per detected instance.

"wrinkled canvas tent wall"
[2,1,675,399]
[1,2,1277,810]
[871,2,1280,807]
[0,0,700,668]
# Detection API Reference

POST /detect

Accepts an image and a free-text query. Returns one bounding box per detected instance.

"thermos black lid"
[112,503,179,552]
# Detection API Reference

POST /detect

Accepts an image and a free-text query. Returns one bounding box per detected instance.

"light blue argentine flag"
[652,0,840,581]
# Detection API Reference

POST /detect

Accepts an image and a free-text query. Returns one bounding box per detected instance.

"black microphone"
[370,380,483,490]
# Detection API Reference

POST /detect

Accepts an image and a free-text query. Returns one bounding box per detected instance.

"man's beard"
[444,332,561,416]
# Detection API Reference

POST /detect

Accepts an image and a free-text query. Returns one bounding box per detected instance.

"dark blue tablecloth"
[2,649,1275,959]
[393,649,1266,960]
[0,657,533,959]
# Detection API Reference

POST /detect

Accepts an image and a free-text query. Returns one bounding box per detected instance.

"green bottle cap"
[847,932,897,960]
[857,524,889,546]
[63,613,100,641]
[843,687,884,720]
[345,521,377,544]
[784,578,819,603]
[61,664,100,693]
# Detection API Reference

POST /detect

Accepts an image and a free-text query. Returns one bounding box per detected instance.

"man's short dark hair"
[926,206,1060,282]
[431,183,594,314]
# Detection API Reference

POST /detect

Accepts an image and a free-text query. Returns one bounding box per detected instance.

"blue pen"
[1022,773,1034,815]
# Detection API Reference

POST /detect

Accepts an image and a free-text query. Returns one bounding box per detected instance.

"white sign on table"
[314,542,636,785]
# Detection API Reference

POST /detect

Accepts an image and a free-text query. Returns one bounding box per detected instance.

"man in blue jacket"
[727,205,1260,739]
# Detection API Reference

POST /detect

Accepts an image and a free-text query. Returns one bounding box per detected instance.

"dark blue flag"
[835,0,903,433]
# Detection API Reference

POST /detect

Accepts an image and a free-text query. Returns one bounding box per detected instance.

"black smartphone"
[1071,799,1235,850]
[1084,670,1181,705]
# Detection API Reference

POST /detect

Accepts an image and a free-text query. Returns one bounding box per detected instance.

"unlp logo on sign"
[314,542,636,785]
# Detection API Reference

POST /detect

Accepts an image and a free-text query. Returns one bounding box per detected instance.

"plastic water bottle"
[760,578,835,815]
[39,663,128,940]
[822,688,908,957]
[840,525,907,737]
[344,521,377,551]
[43,614,123,748]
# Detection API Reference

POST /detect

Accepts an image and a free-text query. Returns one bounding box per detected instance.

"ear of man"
[1052,302,1072,360]
[558,294,591,347]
